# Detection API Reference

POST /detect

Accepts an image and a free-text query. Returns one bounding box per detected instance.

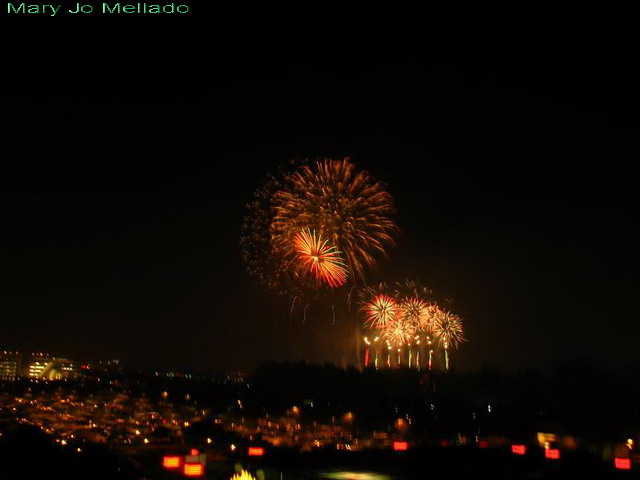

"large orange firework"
[271,158,398,283]
[293,229,348,288]
[363,293,400,329]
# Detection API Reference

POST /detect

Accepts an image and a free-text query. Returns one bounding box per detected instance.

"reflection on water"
[318,472,391,480]
[238,464,395,480]
[249,467,394,480]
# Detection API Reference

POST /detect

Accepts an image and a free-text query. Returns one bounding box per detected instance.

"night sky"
[2,20,639,372]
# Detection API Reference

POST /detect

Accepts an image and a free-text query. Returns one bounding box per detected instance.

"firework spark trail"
[303,303,310,325]
[347,285,356,311]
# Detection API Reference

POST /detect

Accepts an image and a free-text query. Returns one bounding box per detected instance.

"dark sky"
[2,18,639,372]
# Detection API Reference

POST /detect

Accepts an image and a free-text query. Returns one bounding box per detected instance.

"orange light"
[615,458,631,470]
[512,444,526,455]
[190,448,199,456]
[248,447,264,456]
[545,448,560,460]
[183,463,204,477]
[162,456,182,469]
[393,441,408,451]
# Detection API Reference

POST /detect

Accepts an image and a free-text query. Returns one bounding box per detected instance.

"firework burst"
[363,293,400,329]
[400,297,430,329]
[395,279,438,332]
[241,158,398,301]
[383,317,416,346]
[360,280,467,371]
[432,310,465,349]
[432,309,466,371]
[293,229,348,287]
[271,157,398,282]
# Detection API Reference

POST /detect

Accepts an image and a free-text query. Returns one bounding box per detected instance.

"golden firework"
[271,158,398,283]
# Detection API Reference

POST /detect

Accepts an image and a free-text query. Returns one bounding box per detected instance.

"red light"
[190,449,199,456]
[183,463,204,477]
[545,448,560,460]
[512,444,526,455]
[440,439,451,447]
[478,440,489,449]
[162,456,182,469]
[393,441,408,451]
[248,447,264,456]
[615,458,631,470]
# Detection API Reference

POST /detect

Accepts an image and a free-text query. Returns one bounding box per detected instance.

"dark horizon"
[2,27,639,373]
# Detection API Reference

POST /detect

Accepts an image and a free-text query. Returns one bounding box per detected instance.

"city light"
[162,456,182,469]
[393,441,408,451]
[615,458,631,470]
[545,448,560,460]
[511,444,526,455]
[183,463,204,477]
[248,447,264,456]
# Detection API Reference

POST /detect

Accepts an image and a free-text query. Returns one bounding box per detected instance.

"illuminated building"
[25,352,55,378]
[54,359,81,380]
[24,353,81,380]
[0,351,22,381]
